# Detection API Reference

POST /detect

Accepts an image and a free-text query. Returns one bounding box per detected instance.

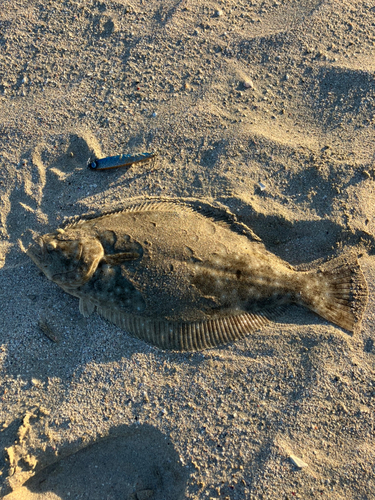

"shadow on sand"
[4,423,188,500]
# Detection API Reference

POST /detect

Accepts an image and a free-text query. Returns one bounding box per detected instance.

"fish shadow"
[227,197,375,264]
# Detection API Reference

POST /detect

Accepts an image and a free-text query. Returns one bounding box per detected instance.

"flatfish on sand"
[27,198,368,351]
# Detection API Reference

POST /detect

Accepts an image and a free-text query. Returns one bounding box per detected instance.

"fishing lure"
[88,152,157,171]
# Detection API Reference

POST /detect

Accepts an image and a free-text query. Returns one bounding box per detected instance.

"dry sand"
[1,0,375,499]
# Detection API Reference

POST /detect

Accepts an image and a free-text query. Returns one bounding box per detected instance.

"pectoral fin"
[103,252,142,265]
[79,298,96,317]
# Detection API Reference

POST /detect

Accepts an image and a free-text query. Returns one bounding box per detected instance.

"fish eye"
[46,242,57,251]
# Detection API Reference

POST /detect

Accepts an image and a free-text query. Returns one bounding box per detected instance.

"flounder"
[27,198,368,351]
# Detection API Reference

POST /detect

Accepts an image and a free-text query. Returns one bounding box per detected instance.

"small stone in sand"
[289,454,308,469]
[243,80,254,89]
[38,318,60,343]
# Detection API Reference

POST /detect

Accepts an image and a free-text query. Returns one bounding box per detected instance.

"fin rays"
[303,253,368,333]
[96,306,285,351]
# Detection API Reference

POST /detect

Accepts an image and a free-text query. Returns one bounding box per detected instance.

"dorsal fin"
[62,197,262,243]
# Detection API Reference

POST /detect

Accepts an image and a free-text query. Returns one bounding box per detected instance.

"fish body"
[27,198,368,351]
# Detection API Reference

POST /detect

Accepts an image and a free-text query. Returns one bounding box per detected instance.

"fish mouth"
[26,238,45,266]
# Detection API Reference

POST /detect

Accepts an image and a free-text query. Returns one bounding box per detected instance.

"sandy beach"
[1,0,375,498]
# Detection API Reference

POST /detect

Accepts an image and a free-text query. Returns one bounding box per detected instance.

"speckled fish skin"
[27,198,368,351]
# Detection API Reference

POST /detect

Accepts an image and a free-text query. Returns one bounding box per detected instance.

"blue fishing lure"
[89,152,157,170]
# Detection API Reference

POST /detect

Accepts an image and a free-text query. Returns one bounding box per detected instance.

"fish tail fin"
[298,254,368,332]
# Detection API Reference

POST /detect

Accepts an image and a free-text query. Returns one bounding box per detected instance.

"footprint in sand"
[3,130,102,262]
[3,423,188,500]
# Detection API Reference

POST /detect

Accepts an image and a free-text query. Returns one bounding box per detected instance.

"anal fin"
[96,306,284,351]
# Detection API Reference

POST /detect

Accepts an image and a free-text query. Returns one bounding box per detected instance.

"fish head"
[27,228,104,287]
